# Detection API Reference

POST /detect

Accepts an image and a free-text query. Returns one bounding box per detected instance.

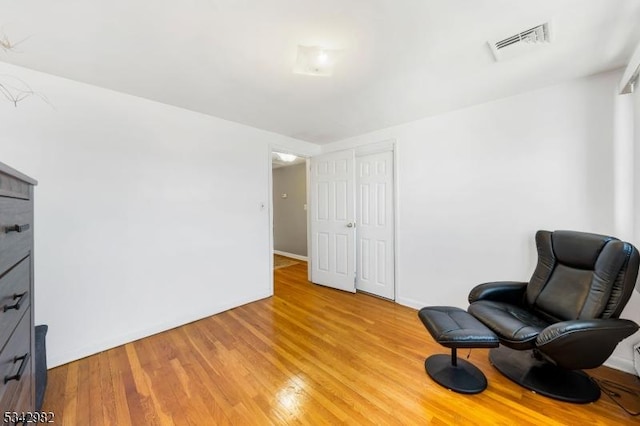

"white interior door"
[309,150,356,292]
[356,151,395,299]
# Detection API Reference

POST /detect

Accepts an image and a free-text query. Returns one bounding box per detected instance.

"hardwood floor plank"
[107,348,133,426]
[97,351,118,426]
[61,361,78,426]
[87,352,104,426]
[42,262,640,424]
[75,358,91,425]
[124,344,166,425]
[41,358,67,423]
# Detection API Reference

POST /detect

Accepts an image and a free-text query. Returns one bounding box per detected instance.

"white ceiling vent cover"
[489,22,553,61]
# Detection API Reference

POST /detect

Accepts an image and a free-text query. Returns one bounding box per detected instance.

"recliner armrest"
[536,318,639,370]
[468,281,527,305]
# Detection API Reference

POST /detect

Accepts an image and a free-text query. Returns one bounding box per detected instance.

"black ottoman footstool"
[418,306,498,394]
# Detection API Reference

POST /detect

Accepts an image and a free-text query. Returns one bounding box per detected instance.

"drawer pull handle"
[3,292,27,312]
[5,224,30,233]
[4,352,29,384]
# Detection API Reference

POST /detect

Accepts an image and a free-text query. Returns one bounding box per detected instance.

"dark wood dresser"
[0,162,37,422]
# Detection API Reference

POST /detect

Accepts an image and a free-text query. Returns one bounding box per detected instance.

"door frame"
[268,139,398,301]
[268,145,311,295]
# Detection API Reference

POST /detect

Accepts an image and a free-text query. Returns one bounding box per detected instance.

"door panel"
[356,151,395,299]
[310,150,356,292]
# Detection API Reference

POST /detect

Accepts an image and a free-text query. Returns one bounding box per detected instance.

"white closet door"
[309,150,356,292]
[356,151,395,299]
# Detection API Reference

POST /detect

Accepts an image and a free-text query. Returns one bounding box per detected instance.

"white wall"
[0,62,319,367]
[612,73,640,373]
[606,71,640,374]
[2,61,638,373]
[323,70,640,373]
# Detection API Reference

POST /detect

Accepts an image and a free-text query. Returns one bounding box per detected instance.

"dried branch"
[0,31,48,106]
[0,82,32,106]
[0,33,12,51]
[0,75,50,107]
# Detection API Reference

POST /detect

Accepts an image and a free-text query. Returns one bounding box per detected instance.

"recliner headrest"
[551,230,616,270]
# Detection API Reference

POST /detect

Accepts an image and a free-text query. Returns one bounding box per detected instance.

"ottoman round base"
[425,354,488,394]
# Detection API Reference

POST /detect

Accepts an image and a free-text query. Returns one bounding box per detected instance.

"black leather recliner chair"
[468,230,640,403]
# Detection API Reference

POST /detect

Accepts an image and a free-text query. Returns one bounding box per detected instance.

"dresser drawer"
[0,309,31,412]
[2,361,33,426]
[0,172,31,201]
[0,198,32,276]
[0,258,30,351]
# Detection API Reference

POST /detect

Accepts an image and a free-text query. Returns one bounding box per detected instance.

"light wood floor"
[43,261,640,425]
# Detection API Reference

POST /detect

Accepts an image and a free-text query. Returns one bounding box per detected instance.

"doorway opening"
[271,150,309,273]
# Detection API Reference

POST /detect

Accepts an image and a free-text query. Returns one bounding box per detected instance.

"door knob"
[347,222,354,228]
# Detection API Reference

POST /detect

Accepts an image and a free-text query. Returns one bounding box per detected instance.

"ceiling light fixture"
[276,152,297,162]
[293,45,341,77]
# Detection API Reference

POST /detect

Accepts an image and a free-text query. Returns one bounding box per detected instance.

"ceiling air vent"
[489,22,553,61]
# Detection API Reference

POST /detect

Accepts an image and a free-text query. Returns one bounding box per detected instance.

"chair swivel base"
[425,350,488,394]
[489,346,601,403]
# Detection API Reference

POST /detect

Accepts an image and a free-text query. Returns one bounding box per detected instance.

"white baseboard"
[274,250,308,261]
[395,296,425,310]
[604,355,637,375]
[46,291,272,368]
[395,296,466,311]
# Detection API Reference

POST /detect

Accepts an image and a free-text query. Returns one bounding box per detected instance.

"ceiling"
[2,1,640,144]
